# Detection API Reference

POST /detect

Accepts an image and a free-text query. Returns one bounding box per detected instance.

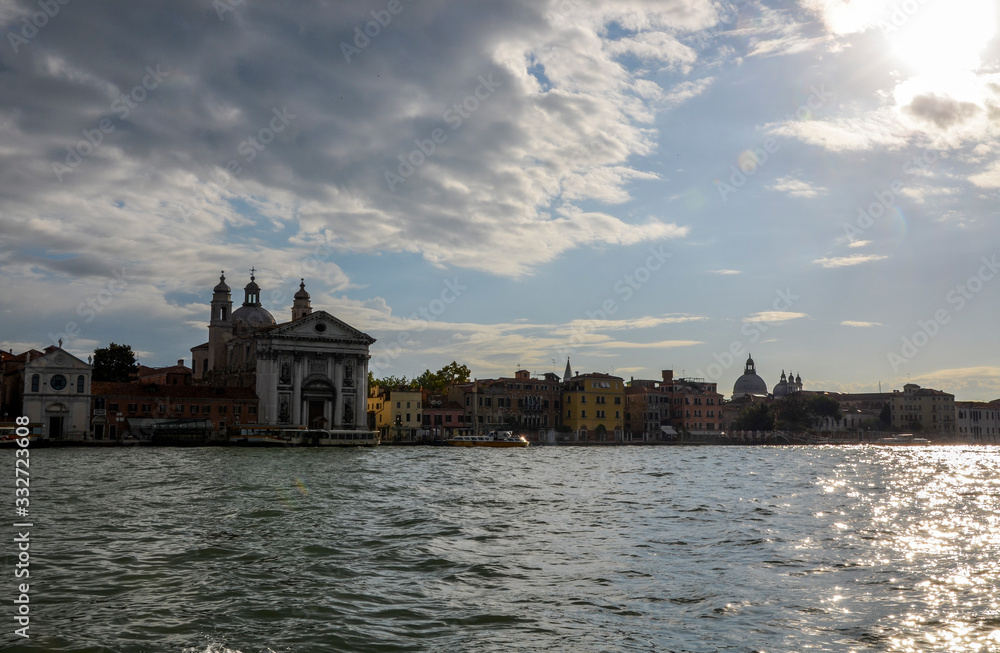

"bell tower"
[208,271,233,375]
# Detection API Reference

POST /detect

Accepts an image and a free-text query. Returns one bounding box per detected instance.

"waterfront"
[7,445,1000,652]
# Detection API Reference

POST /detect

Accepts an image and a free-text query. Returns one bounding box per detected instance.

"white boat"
[874,433,932,446]
[446,431,529,448]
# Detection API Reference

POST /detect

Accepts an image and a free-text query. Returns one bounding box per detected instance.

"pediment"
[260,310,375,345]
[27,348,91,371]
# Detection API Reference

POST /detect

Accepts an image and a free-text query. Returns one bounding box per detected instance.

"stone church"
[191,271,375,432]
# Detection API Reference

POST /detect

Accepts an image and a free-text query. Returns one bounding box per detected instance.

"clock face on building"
[50,374,67,391]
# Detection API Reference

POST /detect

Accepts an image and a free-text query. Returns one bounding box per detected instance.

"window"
[127,403,138,413]
[406,401,411,409]
[445,414,452,423]
[248,407,256,414]
[614,397,621,405]
[203,405,211,413]
[77,375,85,393]
[30,375,39,392]
[406,413,411,422]
[109,403,119,412]
[581,410,586,418]
[191,406,199,414]
[234,406,242,415]
[50,374,67,391]
[158,405,166,414]
[95,397,106,409]
[218,406,227,415]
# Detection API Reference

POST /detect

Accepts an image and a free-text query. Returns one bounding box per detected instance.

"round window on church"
[314,323,327,333]
[50,374,67,391]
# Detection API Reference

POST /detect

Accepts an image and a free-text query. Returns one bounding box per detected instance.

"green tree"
[732,402,774,431]
[414,361,471,392]
[92,343,139,383]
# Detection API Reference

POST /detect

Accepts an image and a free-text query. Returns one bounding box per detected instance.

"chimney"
[178,359,184,367]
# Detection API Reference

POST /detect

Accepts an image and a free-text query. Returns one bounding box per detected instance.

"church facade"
[192,272,375,433]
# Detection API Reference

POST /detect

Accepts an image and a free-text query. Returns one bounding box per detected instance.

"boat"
[874,433,932,446]
[445,431,529,448]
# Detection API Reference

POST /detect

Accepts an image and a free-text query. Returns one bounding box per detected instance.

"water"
[5,445,1000,652]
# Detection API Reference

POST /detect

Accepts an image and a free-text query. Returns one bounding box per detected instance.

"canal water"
[6,445,1000,652]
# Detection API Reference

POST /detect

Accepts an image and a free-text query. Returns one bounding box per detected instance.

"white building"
[955,401,1000,442]
[23,346,92,440]
[192,272,375,434]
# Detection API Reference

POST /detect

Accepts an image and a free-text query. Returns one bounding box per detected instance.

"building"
[1,348,45,421]
[91,381,257,440]
[22,345,92,440]
[625,371,675,441]
[192,272,375,434]
[368,386,423,441]
[889,383,956,436]
[137,360,193,386]
[670,376,724,435]
[421,391,468,439]
[955,400,1000,442]
[561,370,625,442]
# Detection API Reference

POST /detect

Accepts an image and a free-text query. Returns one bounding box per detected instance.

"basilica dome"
[733,355,768,396]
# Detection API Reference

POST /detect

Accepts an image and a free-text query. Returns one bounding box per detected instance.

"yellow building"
[562,372,625,442]
[890,383,955,436]
[368,386,422,441]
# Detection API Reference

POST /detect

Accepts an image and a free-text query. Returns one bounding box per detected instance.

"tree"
[732,402,774,432]
[92,343,139,382]
[415,361,471,392]
[879,403,892,429]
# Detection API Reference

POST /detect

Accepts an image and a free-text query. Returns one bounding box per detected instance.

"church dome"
[773,370,789,397]
[733,355,768,396]
[231,271,275,331]
[231,304,276,330]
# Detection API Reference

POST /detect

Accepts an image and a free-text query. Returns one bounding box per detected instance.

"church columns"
[333,354,344,427]
[292,353,304,426]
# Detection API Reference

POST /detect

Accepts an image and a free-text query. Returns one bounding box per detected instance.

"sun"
[886,0,996,78]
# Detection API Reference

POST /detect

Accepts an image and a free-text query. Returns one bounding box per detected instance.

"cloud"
[841,320,883,328]
[0,0,714,292]
[708,269,741,275]
[969,160,1000,188]
[766,175,828,198]
[742,311,808,324]
[905,93,982,129]
[814,254,888,268]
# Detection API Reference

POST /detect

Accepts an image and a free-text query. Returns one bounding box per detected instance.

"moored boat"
[874,433,932,446]
[446,431,529,447]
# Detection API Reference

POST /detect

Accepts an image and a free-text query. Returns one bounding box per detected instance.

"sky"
[1,0,999,401]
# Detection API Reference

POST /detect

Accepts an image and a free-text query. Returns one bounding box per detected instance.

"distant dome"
[773,370,789,397]
[733,355,768,396]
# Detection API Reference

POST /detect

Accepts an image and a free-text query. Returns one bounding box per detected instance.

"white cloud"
[841,320,883,328]
[742,311,808,324]
[814,254,888,268]
[766,175,828,198]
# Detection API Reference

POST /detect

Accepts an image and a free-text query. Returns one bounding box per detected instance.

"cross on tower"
[249,266,256,280]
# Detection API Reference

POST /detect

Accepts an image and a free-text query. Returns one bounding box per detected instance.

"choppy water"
[5,445,1000,652]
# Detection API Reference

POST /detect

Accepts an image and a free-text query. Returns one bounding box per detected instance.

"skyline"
[2,0,1000,400]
